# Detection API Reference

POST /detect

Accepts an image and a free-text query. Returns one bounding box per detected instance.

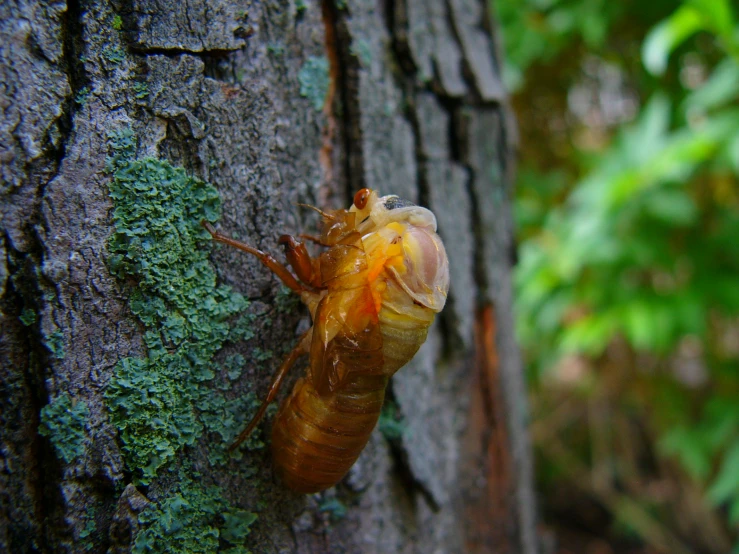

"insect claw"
[202,220,217,236]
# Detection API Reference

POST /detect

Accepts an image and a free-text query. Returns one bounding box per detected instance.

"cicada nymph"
[204,188,449,493]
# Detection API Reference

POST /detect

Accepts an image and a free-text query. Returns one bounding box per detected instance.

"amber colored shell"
[268,198,444,493]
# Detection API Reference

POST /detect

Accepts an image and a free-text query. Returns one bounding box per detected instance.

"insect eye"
[353,188,370,210]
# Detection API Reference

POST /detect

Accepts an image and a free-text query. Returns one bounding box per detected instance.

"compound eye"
[353,188,371,210]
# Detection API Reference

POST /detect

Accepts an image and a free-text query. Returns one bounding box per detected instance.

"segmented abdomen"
[378,292,436,375]
[271,281,437,493]
[271,373,388,493]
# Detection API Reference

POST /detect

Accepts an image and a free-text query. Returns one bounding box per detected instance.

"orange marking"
[367,255,387,283]
[370,281,386,315]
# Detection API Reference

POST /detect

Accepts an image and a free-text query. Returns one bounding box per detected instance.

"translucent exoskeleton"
[205,189,449,493]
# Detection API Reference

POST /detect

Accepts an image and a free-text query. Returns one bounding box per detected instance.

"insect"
[204,188,449,493]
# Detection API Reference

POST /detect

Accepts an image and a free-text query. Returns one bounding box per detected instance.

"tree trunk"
[1,0,538,552]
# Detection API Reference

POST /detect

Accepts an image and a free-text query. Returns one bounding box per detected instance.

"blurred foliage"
[497,0,739,551]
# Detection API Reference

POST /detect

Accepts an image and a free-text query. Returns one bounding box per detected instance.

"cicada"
[204,188,449,493]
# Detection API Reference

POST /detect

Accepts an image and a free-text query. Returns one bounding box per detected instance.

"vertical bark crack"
[321,0,365,200]
[59,0,91,160]
[2,236,61,553]
[11,0,97,547]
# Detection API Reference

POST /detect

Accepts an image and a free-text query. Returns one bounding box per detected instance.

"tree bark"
[0,0,537,552]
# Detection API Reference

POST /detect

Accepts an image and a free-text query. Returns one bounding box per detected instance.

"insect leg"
[229,335,309,452]
[202,222,308,293]
[299,233,331,246]
[278,235,322,288]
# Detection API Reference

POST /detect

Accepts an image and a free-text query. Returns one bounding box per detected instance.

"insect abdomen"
[271,373,388,493]
[377,283,437,375]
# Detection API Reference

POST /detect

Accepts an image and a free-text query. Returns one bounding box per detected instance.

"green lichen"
[298,56,329,111]
[112,14,123,30]
[351,39,372,67]
[266,42,285,57]
[229,313,257,342]
[318,497,347,521]
[80,506,97,551]
[274,285,299,314]
[133,472,256,554]
[252,347,273,362]
[200,392,264,467]
[39,393,89,464]
[19,307,36,326]
[295,0,307,14]
[106,127,136,169]
[103,127,265,550]
[103,127,251,483]
[133,82,149,99]
[103,46,126,64]
[44,329,65,359]
[75,86,91,105]
[80,515,96,539]
[378,400,406,440]
[224,354,245,381]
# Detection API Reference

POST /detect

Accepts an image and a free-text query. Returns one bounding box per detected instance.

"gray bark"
[1,0,537,552]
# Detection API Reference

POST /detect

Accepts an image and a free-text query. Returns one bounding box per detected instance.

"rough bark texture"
[1,0,537,552]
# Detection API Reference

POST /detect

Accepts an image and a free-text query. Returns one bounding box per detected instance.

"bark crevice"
[322,0,365,200]
[2,238,60,552]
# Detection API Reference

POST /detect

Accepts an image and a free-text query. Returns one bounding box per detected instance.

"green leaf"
[643,6,704,76]
[728,132,739,172]
[658,426,711,480]
[707,440,739,505]
[643,188,697,225]
[729,496,739,525]
[685,59,739,111]
[559,314,616,356]
[687,0,735,39]
[621,301,656,350]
